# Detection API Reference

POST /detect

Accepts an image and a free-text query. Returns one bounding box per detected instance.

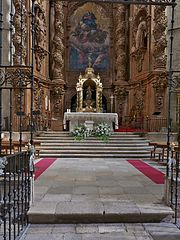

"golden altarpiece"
[76,61,103,113]
[2,1,169,131]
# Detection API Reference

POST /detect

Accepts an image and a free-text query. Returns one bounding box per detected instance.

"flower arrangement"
[72,123,112,142]
[72,124,88,140]
[94,123,111,142]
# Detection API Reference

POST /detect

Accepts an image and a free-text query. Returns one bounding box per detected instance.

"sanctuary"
[0,1,174,132]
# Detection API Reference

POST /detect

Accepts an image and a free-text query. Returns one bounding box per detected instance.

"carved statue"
[85,86,92,100]
[13,0,27,65]
[35,7,46,49]
[135,20,147,49]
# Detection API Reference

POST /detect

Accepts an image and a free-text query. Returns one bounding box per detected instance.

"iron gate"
[0,0,35,239]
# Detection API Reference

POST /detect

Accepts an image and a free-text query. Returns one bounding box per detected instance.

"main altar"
[64,112,118,132]
[64,61,118,132]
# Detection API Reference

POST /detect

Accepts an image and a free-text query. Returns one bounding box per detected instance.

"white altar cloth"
[63,112,118,132]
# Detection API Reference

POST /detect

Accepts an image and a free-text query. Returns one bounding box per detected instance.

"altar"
[63,112,118,132]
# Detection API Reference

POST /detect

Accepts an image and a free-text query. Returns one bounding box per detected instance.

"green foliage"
[72,124,88,140]
[72,123,112,142]
[94,123,111,142]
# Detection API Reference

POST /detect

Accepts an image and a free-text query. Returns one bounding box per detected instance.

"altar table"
[63,112,118,132]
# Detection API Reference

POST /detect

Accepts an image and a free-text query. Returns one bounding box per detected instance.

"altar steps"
[35,131,152,159]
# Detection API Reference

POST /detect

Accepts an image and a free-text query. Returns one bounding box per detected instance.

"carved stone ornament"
[172,75,180,89]
[153,73,167,110]
[114,86,128,102]
[153,6,167,69]
[114,5,126,81]
[13,0,27,65]
[34,81,44,112]
[34,4,47,71]
[0,67,31,87]
[152,73,168,93]
[52,84,65,115]
[52,1,65,81]
[14,88,25,111]
[132,48,146,72]
[35,46,47,71]
[134,83,146,113]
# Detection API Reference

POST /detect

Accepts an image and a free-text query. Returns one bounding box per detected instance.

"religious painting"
[69,3,110,71]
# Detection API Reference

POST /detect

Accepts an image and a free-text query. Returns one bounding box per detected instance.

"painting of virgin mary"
[69,11,110,71]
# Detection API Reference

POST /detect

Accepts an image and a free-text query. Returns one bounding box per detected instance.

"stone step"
[40,140,149,146]
[35,136,146,140]
[40,149,150,153]
[39,153,151,158]
[37,146,151,150]
[37,131,144,135]
[40,144,151,149]
[34,131,151,159]
[28,201,174,224]
[35,139,150,143]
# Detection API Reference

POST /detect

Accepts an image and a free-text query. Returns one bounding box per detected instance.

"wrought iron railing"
[0,151,32,240]
[167,144,180,228]
[123,116,167,132]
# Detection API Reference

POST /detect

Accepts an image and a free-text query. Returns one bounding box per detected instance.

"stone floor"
[21,223,180,240]
[25,157,180,239]
[33,158,165,204]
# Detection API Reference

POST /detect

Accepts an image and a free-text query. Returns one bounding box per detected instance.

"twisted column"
[114,5,126,82]
[52,0,65,82]
[13,0,27,65]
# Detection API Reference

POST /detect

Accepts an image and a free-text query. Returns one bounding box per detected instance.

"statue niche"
[76,64,103,112]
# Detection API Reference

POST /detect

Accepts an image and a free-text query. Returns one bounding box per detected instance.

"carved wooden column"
[114,87,128,125]
[52,0,65,82]
[12,0,27,128]
[114,5,126,83]
[153,6,167,69]
[13,0,27,65]
[34,1,47,72]
[114,5,127,118]
[51,0,65,130]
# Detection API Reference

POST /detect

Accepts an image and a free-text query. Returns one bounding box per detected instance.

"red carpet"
[114,127,147,133]
[34,158,56,180]
[127,160,164,184]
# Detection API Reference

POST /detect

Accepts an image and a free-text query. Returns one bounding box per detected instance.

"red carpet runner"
[34,158,56,180]
[127,160,165,184]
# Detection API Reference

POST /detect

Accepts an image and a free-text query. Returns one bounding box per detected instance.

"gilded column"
[153,6,167,69]
[13,0,27,65]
